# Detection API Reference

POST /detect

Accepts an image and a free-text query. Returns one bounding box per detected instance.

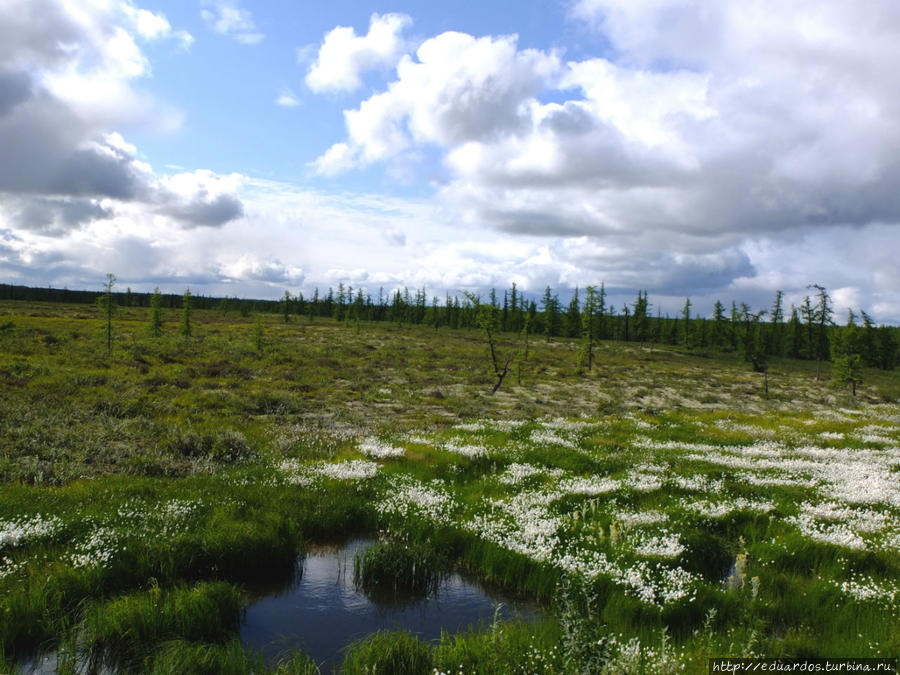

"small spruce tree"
[181,288,192,337]
[149,287,163,337]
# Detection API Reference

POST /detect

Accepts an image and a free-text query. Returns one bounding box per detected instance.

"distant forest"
[2,281,897,370]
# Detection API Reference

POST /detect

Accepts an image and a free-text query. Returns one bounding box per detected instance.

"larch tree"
[181,288,193,337]
[99,273,116,353]
[149,287,163,337]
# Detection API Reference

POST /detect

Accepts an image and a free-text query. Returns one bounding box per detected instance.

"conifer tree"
[768,290,785,357]
[787,306,804,359]
[632,290,649,344]
[711,300,727,348]
[681,298,692,347]
[580,286,598,371]
[98,273,116,353]
[541,286,559,341]
[283,290,292,323]
[149,287,163,337]
[181,288,192,337]
[800,295,814,360]
[565,288,581,338]
[809,284,834,379]
[832,310,863,396]
[509,282,522,333]
[254,315,264,352]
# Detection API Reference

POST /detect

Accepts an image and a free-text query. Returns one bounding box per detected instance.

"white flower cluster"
[114,498,202,538]
[164,499,201,519]
[632,532,686,559]
[557,475,620,496]
[443,439,488,459]
[682,498,775,519]
[557,547,698,607]
[819,431,845,440]
[69,526,121,569]
[623,471,664,493]
[542,417,598,432]
[401,433,431,445]
[376,475,454,524]
[835,573,900,613]
[677,439,900,509]
[787,513,867,550]
[715,420,776,438]
[616,510,669,529]
[0,514,64,549]
[466,490,563,563]
[279,458,379,484]
[453,422,483,432]
[636,438,721,453]
[798,501,890,533]
[496,462,552,485]
[529,429,577,449]
[671,475,724,493]
[358,437,405,459]
[489,419,529,432]
[858,433,895,445]
[0,556,23,580]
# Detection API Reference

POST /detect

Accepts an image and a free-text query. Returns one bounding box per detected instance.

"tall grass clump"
[82,580,242,669]
[341,630,432,675]
[354,539,443,598]
[145,639,265,675]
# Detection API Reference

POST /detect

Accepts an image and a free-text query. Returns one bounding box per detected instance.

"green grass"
[0,299,898,672]
[354,539,445,599]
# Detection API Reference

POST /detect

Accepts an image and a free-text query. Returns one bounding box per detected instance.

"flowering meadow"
[0,302,898,672]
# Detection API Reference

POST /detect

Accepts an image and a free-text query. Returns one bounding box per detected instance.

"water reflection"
[240,539,535,670]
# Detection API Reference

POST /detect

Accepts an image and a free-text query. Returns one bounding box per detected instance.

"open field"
[1,300,898,673]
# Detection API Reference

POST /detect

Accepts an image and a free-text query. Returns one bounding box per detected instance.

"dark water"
[239,538,536,671]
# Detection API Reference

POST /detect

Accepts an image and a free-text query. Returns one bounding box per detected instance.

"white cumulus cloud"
[306,13,412,93]
[201,0,264,45]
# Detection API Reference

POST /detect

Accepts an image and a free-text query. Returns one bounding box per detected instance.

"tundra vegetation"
[0,282,898,673]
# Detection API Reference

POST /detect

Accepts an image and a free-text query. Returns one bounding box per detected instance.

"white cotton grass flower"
[788,513,867,550]
[279,458,379,483]
[798,501,890,533]
[682,498,775,519]
[401,433,431,445]
[632,532,686,559]
[69,527,121,569]
[858,433,895,445]
[557,547,699,607]
[453,422,484,432]
[488,419,529,431]
[376,475,454,524]
[623,472,663,493]
[715,420,776,438]
[834,573,900,610]
[557,475,620,496]
[616,510,669,529]
[542,417,599,432]
[671,475,725,493]
[358,437,405,459]
[497,462,551,485]
[820,431,845,440]
[465,490,563,564]
[0,514,64,549]
[529,429,577,449]
[0,556,24,580]
[443,439,488,459]
[315,460,379,480]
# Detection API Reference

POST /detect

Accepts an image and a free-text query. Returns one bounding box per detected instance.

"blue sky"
[2,0,900,321]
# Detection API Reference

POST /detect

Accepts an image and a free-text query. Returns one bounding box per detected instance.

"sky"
[1,0,899,321]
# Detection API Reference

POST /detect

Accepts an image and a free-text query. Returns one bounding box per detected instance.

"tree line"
[3,280,897,371]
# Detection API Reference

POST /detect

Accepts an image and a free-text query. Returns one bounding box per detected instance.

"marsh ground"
[1,301,897,673]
